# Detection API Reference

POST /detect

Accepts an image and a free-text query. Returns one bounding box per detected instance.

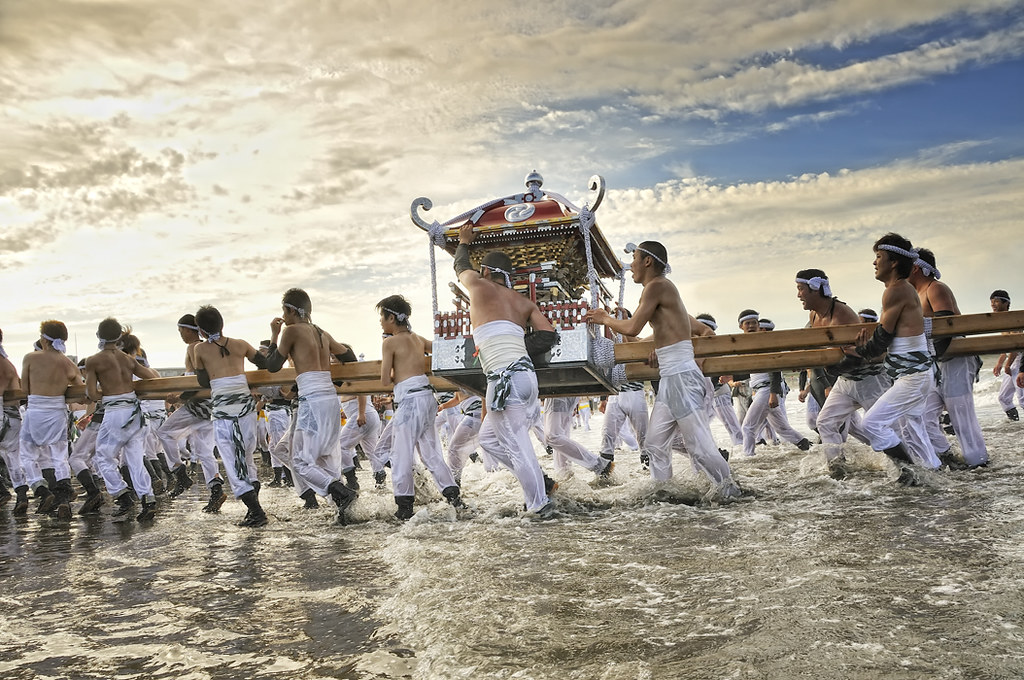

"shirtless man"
[795,269,891,478]
[20,320,83,519]
[0,328,30,514]
[854,233,940,482]
[586,242,740,497]
[454,222,559,515]
[266,288,357,523]
[378,294,463,520]
[158,314,219,498]
[909,250,988,468]
[193,305,270,527]
[991,290,1022,422]
[85,318,161,520]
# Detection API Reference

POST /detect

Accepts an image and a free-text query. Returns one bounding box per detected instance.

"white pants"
[817,373,891,463]
[158,405,219,482]
[478,371,549,511]
[861,370,940,469]
[19,396,70,489]
[544,399,604,474]
[213,411,258,497]
[710,386,743,447]
[390,391,457,497]
[292,392,343,497]
[95,401,154,501]
[266,407,292,468]
[924,356,988,466]
[600,391,648,457]
[645,369,734,487]
[447,414,484,478]
[339,400,382,473]
[998,355,1023,412]
[69,424,100,476]
[741,387,805,457]
[0,410,27,488]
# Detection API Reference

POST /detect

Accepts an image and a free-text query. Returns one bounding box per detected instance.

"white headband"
[795,276,833,298]
[914,259,941,280]
[625,242,672,274]
[859,312,879,322]
[383,307,409,323]
[876,244,919,260]
[480,264,513,289]
[759,319,775,330]
[283,302,309,319]
[202,331,222,343]
[42,333,66,353]
[991,295,1010,303]
[698,318,717,331]
[96,332,121,350]
[178,323,200,331]
[738,313,759,325]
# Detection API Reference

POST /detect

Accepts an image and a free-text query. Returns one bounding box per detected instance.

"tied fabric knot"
[428,220,447,248]
[283,302,309,320]
[96,333,120,350]
[211,392,257,484]
[485,355,534,411]
[104,397,143,430]
[42,333,66,353]
[795,276,833,298]
[383,307,409,324]
[480,264,513,289]
[914,258,941,280]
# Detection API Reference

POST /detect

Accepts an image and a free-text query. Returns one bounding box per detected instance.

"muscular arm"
[84,360,99,402]
[132,358,160,381]
[266,324,292,373]
[588,285,657,338]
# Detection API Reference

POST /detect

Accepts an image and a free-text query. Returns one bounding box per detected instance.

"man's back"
[24,351,78,397]
[0,356,20,393]
[88,350,137,397]
[284,323,332,375]
[383,332,428,385]
[194,338,250,380]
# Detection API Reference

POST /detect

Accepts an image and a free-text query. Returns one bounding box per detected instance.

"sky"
[0,0,1022,368]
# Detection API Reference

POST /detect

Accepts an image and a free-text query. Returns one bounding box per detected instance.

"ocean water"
[1,368,1023,680]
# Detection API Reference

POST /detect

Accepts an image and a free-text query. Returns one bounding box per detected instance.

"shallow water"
[2,369,1023,679]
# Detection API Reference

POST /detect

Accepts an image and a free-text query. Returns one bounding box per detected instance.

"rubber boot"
[441,485,465,509]
[598,458,615,480]
[882,443,913,465]
[119,465,138,502]
[156,452,175,491]
[373,469,387,488]
[111,492,135,518]
[796,438,812,452]
[328,480,357,524]
[543,474,558,496]
[300,489,319,509]
[53,479,73,521]
[282,466,294,487]
[238,490,268,527]
[394,495,415,521]
[13,485,30,516]
[344,468,360,492]
[269,467,283,488]
[34,485,56,514]
[243,481,263,522]
[144,459,164,495]
[136,499,157,521]
[169,464,194,498]
[202,480,227,513]
[41,467,58,492]
[77,469,105,515]
[1007,407,1020,422]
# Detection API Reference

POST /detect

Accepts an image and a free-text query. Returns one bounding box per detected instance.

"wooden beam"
[614,310,1024,363]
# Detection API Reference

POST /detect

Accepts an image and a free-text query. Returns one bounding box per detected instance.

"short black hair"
[873,232,915,279]
[282,288,312,319]
[376,295,412,327]
[177,313,196,327]
[195,305,224,336]
[859,308,878,320]
[481,251,514,282]
[991,289,1010,301]
[696,312,716,324]
[637,241,668,273]
[97,318,123,342]
[737,309,759,322]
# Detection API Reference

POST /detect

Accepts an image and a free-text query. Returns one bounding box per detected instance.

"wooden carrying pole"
[3,358,459,403]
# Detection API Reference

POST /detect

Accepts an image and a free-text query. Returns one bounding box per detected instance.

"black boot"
[111,492,135,518]
[394,495,415,521]
[543,474,558,496]
[282,466,294,487]
[238,490,268,527]
[598,458,615,479]
[202,481,227,513]
[156,453,175,491]
[13,485,30,516]
[718,448,731,461]
[441,485,465,509]
[41,467,58,492]
[144,459,164,495]
[136,499,157,521]
[344,468,360,492]
[328,480,357,524]
[796,438,812,452]
[373,469,387,488]
[169,464,194,498]
[34,485,56,514]
[119,465,138,502]
[77,470,105,515]
[1007,407,1020,422]
[269,467,283,488]
[882,443,913,464]
[53,479,74,521]
[300,489,319,509]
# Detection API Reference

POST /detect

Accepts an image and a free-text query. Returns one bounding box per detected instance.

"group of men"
[0,229,1018,527]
